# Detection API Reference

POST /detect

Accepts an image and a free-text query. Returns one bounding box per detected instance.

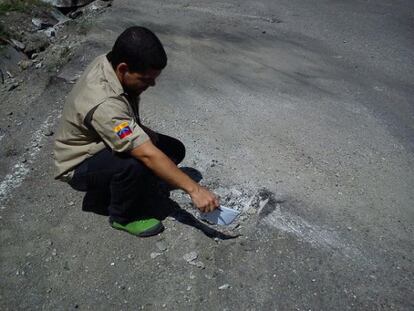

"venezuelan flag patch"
[113,122,132,139]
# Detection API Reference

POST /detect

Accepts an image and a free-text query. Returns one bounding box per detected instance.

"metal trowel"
[200,206,240,225]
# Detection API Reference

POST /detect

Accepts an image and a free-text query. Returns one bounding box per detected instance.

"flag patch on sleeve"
[113,122,132,139]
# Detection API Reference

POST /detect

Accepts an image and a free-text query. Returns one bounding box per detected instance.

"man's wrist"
[185,182,199,196]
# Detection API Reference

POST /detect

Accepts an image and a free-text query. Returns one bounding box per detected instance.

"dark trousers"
[68,133,185,224]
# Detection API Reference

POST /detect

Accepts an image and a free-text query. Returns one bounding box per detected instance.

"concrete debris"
[218,284,230,290]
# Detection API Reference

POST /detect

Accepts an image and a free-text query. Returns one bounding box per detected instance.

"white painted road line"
[0,111,60,205]
[263,204,366,262]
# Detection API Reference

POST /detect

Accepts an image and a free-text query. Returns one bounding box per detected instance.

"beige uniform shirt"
[53,54,149,181]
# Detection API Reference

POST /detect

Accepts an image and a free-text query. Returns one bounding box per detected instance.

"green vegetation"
[0,0,51,15]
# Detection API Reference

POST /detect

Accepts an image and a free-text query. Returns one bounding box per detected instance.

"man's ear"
[115,63,129,75]
[115,63,129,82]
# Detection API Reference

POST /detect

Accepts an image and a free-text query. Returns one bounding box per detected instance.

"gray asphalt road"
[1,0,413,310]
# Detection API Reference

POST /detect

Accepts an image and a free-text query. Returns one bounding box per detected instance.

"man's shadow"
[84,167,239,240]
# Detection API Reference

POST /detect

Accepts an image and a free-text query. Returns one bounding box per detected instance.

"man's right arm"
[130,140,219,213]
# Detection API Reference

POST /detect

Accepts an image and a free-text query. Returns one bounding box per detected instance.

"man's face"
[117,64,162,96]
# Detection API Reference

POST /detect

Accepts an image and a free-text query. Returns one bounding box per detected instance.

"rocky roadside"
[0,0,113,76]
[0,0,113,171]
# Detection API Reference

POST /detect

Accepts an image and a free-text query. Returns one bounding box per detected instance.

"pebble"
[68,201,75,206]
[189,260,205,269]
[110,262,115,266]
[31,18,43,29]
[44,27,56,38]
[156,241,167,252]
[218,284,230,290]
[150,252,162,259]
[43,130,54,137]
[183,251,198,262]
[247,208,256,215]
[18,60,32,70]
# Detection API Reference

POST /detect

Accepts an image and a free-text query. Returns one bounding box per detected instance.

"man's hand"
[130,141,219,212]
[188,185,220,213]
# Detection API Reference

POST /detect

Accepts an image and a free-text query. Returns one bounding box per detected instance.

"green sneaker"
[110,218,164,237]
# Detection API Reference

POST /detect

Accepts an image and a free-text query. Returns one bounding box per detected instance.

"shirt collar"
[101,54,124,95]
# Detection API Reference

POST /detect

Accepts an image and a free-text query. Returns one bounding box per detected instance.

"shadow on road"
[80,166,239,240]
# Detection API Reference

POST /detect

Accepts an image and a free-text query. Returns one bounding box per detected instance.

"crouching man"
[53,26,219,237]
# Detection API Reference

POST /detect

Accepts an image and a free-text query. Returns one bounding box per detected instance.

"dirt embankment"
[0,0,112,86]
[0,0,112,157]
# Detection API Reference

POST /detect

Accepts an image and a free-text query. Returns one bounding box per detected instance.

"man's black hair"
[107,26,167,73]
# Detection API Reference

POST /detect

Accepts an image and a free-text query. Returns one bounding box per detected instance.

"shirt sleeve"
[90,99,150,152]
